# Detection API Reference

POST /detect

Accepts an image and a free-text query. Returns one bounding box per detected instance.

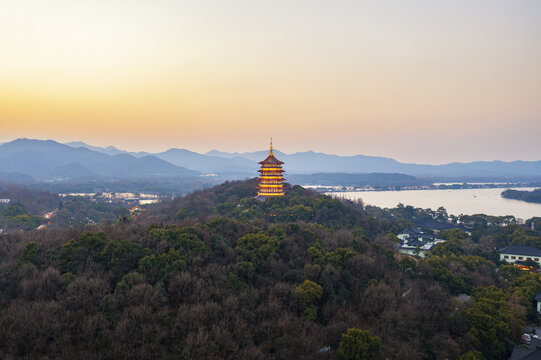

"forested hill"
[0,181,60,215]
[139,178,370,230]
[1,180,541,359]
[502,188,541,204]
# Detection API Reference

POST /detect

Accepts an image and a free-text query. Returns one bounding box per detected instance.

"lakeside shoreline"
[304,182,540,193]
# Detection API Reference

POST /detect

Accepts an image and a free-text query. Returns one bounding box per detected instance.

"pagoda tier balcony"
[258,169,285,173]
[261,166,284,171]
[260,179,284,182]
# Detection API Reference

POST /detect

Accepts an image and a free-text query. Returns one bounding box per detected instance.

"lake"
[329,187,541,220]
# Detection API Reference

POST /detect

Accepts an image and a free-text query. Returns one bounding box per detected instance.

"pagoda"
[257,139,285,198]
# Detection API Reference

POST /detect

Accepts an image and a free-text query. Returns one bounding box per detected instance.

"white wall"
[500,253,541,265]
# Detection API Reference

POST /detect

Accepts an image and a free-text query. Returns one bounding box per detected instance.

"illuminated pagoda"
[257,138,285,198]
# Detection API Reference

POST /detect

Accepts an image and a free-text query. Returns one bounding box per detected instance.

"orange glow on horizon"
[1,1,540,163]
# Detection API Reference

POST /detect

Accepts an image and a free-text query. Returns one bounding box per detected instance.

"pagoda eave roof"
[258,154,284,165]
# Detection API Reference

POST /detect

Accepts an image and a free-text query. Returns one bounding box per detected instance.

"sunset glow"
[1,0,540,163]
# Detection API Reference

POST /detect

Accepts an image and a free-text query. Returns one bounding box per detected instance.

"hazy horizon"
[2,1,540,163]
[1,136,541,166]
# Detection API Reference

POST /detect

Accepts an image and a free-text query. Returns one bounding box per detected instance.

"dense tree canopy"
[336,328,381,360]
[0,179,540,359]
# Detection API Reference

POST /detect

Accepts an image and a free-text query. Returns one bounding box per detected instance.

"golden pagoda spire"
[269,137,273,156]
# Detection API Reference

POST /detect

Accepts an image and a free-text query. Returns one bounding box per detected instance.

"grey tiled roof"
[500,245,541,257]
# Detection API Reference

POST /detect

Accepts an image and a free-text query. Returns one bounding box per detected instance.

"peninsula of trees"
[502,188,541,204]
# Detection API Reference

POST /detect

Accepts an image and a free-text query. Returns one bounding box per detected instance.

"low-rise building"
[398,227,426,241]
[398,227,439,242]
[43,209,57,219]
[397,227,445,258]
[129,205,144,216]
[499,245,541,266]
[399,239,446,258]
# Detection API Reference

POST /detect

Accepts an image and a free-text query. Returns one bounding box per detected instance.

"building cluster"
[397,227,446,258]
[497,244,541,358]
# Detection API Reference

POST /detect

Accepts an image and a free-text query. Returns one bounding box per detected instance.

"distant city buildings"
[58,192,161,205]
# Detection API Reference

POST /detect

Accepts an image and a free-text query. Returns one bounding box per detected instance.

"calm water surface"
[329,188,541,220]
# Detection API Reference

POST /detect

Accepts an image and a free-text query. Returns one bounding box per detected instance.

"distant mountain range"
[205,149,541,179]
[0,139,197,181]
[64,141,541,179]
[0,138,540,185]
[66,141,255,175]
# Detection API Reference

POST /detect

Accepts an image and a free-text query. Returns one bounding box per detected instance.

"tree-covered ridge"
[0,181,133,231]
[502,188,541,204]
[142,179,370,230]
[0,180,541,359]
[0,220,454,359]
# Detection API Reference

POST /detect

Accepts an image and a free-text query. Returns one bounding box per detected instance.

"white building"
[397,227,445,258]
[499,245,541,266]
[399,240,446,258]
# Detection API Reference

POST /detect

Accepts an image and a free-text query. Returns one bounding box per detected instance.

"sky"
[1,0,540,164]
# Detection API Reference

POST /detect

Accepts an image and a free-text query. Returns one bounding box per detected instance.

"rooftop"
[400,227,424,235]
[500,245,541,257]
[258,154,284,165]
